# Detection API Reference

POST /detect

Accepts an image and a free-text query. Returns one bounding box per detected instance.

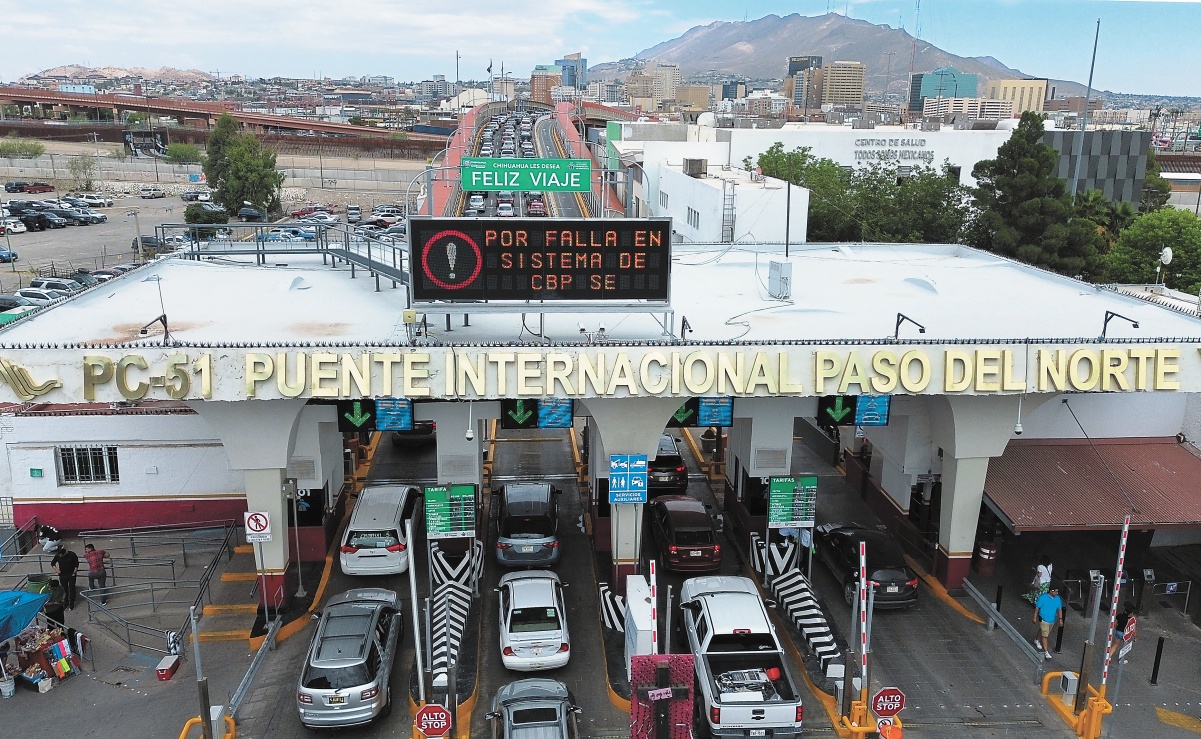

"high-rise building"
[986,78,1048,114]
[787,56,823,76]
[821,61,866,110]
[626,72,654,100]
[911,68,979,113]
[909,73,925,112]
[721,81,747,101]
[649,62,681,101]
[922,97,1014,120]
[674,85,711,110]
[530,65,563,105]
[555,52,588,89]
[790,68,824,115]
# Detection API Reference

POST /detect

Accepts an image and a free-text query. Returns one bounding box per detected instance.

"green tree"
[165,143,203,165]
[751,143,857,241]
[347,116,367,126]
[968,111,1104,278]
[1139,150,1171,213]
[218,134,285,216]
[66,154,97,191]
[203,113,240,212]
[184,203,230,240]
[125,111,146,126]
[0,137,45,158]
[1105,209,1201,292]
[850,163,969,243]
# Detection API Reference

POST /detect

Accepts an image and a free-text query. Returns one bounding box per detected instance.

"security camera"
[1014,422,1023,436]
[578,323,587,334]
[465,428,475,442]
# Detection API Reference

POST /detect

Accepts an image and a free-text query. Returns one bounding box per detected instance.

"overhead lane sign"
[461,157,591,192]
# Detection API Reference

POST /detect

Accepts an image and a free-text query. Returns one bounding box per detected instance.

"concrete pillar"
[414,401,499,486]
[188,399,308,607]
[933,456,989,587]
[579,397,685,591]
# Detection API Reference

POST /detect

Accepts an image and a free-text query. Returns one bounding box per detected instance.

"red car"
[526,200,547,217]
[289,203,332,217]
[23,183,54,194]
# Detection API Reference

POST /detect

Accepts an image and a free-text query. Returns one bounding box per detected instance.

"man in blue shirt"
[1033,586,1064,659]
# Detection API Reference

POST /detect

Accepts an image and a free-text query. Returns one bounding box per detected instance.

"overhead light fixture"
[894,312,926,340]
[139,314,172,345]
[1101,310,1139,339]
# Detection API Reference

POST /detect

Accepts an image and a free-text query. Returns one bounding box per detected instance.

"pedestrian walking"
[51,547,80,610]
[84,543,109,604]
[1032,585,1064,660]
[44,579,66,626]
[1024,555,1053,604]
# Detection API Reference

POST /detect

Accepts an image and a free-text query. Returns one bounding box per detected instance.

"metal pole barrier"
[841,582,856,719]
[407,519,425,702]
[197,677,214,739]
[1055,621,1065,654]
[424,598,432,675]
[665,586,672,656]
[1076,575,1104,713]
[1150,637,1165,685]
[993,586,1003,630]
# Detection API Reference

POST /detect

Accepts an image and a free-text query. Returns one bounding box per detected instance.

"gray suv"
[494,482,561,568]
[296,588,402,728]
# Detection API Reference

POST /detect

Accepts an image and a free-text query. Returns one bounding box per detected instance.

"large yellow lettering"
[116,355,149,400]
[309,352,338,397]
[516,353,544,396]
[1155,349,1180,390]
[1002,349,1026,391]
[1038,349,1066,392]
[779,353,803,393]
[1101,350,1130,391]
[814,351,842,394]
[944,351,972,392]
[1068,350,1100,391]
[403,353,430,397]
[276,352,306,397]
[683,352,715,394]
[606,354,638,395]
[745,352,777,394]
[546,353,576,396]
[717,353,747,394]
[83,356,114,401]
[870,351,898,393]
[456,353,486,396]
[245,353,274,397]
[899,351,931,392]
[577,353,606,395]
[974,350,1002,392]
[639,352,669,394]
[837,352,869,394]
[340,353,371,397]
[1128,349,1155,390]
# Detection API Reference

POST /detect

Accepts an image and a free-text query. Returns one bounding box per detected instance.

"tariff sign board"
[872,686,906,718]
[408,218,671,302]
[375,398,414,431]
[608,454,648,504]
[461,157,591,192]
[425,484,476,539]
[768,476,817,529]
[414,704,453,737]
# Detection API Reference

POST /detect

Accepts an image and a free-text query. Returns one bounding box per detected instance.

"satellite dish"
[1160,246,1173,265]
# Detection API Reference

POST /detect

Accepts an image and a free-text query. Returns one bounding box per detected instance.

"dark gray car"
[486,678,582,739]
[296,588,402,728]
[494,483,561,568]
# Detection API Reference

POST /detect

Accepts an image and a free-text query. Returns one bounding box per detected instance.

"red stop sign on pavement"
[415,704,453,737]
[872,687,906,718]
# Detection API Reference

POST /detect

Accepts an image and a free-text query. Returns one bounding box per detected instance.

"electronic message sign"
[408,218,671,302]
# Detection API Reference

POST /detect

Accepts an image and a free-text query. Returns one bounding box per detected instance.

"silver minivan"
[340,485,418,576]
[296,588,402,728]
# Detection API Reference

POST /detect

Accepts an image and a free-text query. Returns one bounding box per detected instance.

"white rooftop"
[5,243,1201,347]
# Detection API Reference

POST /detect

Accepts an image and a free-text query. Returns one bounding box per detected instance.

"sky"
[2,0,1199,97]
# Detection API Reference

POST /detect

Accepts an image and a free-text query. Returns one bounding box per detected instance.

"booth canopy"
[0,590,50,643]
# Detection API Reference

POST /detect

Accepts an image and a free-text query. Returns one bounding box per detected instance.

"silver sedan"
[497,571,570,672]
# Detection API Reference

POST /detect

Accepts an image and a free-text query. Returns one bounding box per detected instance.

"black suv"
[132,235,167,252]
[4,182,29,193]
[648,434,689,495]
[238,206,267,222]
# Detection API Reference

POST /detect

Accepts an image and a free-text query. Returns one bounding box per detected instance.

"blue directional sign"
[608,454,649,504]
[538,398,574,429]
[854,394,891,427]
[375,398,414,431]
[697,397,734,427]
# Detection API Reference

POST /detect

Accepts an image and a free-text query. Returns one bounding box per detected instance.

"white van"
[339,485,419,575]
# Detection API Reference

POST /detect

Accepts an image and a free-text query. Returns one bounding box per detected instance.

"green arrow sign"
[344,401,372,428]
[818,395,858,426]
[673,404,695,424]
[461,157,592,192]
[508,400,534,425]
[826,397,852,422]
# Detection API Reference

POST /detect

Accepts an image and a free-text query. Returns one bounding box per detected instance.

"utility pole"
[882,51,897,104]
[1068,19,1101,199]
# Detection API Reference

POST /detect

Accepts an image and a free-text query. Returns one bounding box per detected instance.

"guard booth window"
[742,469,768,515]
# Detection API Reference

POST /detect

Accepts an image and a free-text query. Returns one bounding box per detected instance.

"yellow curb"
[197,629,252,642]
[1156,706,1201,733]
[203,603,259,615]
[233,544,254,555]
[248,553,336,651]
[220,571,260,582]
[903,554,987,625]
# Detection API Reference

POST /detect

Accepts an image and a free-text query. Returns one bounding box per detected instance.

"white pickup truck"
[680,576,803,738]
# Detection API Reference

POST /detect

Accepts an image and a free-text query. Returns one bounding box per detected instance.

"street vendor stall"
[0,589,80,697]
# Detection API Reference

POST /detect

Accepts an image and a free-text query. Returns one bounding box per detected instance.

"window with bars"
[57,446,120,484]
[659,191,669,208]
[687,207,700,229]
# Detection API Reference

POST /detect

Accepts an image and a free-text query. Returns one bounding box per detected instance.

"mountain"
[21,65,214,84]
[590,13,1087,99]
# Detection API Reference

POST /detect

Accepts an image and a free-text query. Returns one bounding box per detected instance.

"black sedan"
[814,523,919,609]
[391,420,436,447]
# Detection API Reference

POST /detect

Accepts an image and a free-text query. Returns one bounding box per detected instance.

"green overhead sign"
[461,157,591,192]
[767,476,818,529]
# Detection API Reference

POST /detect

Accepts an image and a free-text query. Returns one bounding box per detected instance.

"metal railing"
[80,519,237,569]
[77,521,238,655]
[961,577,1047,683]
[228,616,282,718]
[0,515,39,571]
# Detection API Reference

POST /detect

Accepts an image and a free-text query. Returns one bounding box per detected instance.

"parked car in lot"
[494,482,561,568]
[497,571,571,672]
[41,213,68,229]
[4,182,29,193]
[132,235,167,252]
[814,523,920,608]
[301,212,339,224]
[238,206,267,222]
[78,193,113,207]
[346,204,362,223]
[0,295,35,311]
[486,679,582,739]
[139,186,166,199]
[23,183,54,194]
[1,218,26,234]
[0,248,17,263]
[339,484,418,576]
[646,496,721,573]
[296,588,402,729]
[648,434,689,495]
[15,287,69,305]
[29,277,84,294]
[46,208,94,226]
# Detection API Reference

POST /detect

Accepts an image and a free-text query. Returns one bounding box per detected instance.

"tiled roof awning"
[984,438,1201,532]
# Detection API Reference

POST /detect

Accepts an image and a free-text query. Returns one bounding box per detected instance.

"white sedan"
[301,212,339,224]
[497,571,570,672]
[16,288,68,306]
[3,218,26,234]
